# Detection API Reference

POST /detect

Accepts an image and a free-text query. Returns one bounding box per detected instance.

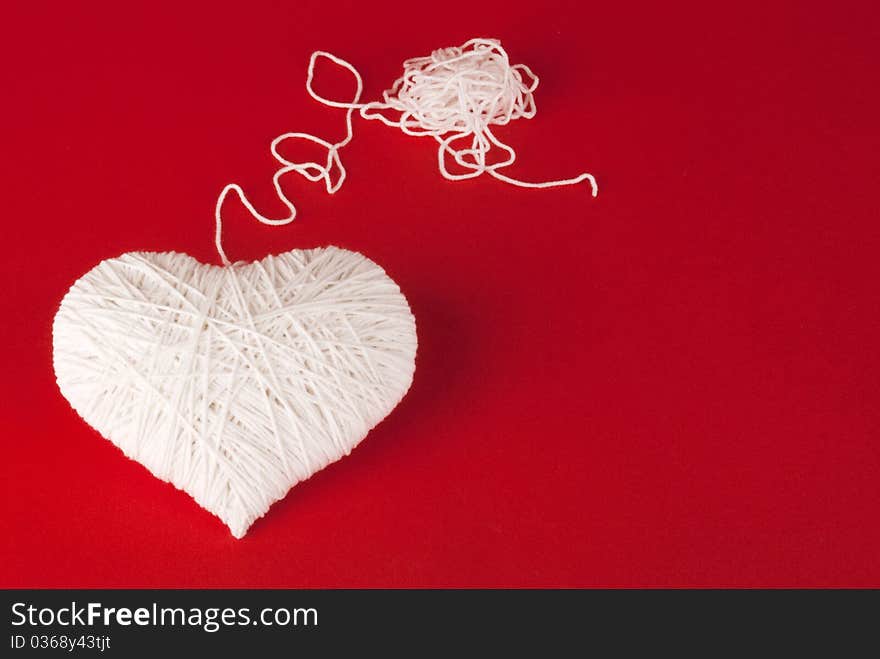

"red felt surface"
[1,1,879,587]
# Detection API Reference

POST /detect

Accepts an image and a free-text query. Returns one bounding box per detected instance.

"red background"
[2,1,879,587]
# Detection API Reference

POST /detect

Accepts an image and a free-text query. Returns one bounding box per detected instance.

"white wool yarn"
[52,38,589,537]
[53,247,417,538]
[358,38,598,190]
[215,38,597,254]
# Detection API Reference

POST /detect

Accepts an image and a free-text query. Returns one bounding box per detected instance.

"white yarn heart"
[52,246,417,538]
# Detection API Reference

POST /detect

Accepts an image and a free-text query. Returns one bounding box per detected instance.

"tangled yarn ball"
[216,38,597,264]
[360,38,549,182]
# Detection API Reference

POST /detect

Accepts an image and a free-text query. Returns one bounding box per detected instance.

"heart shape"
[52,247,417,537]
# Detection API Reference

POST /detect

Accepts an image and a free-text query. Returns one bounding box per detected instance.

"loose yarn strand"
[215,38,597,264]
[215,51,364,265]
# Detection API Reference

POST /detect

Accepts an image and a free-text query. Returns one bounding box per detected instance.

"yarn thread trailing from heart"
[53,247,417,538]
[215,38,597,265]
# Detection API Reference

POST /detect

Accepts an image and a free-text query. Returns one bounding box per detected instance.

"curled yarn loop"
[215,52,364,265]
[216,38,598,264]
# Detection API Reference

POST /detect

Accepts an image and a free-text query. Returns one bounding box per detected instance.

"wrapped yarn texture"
[53,247,417,537]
